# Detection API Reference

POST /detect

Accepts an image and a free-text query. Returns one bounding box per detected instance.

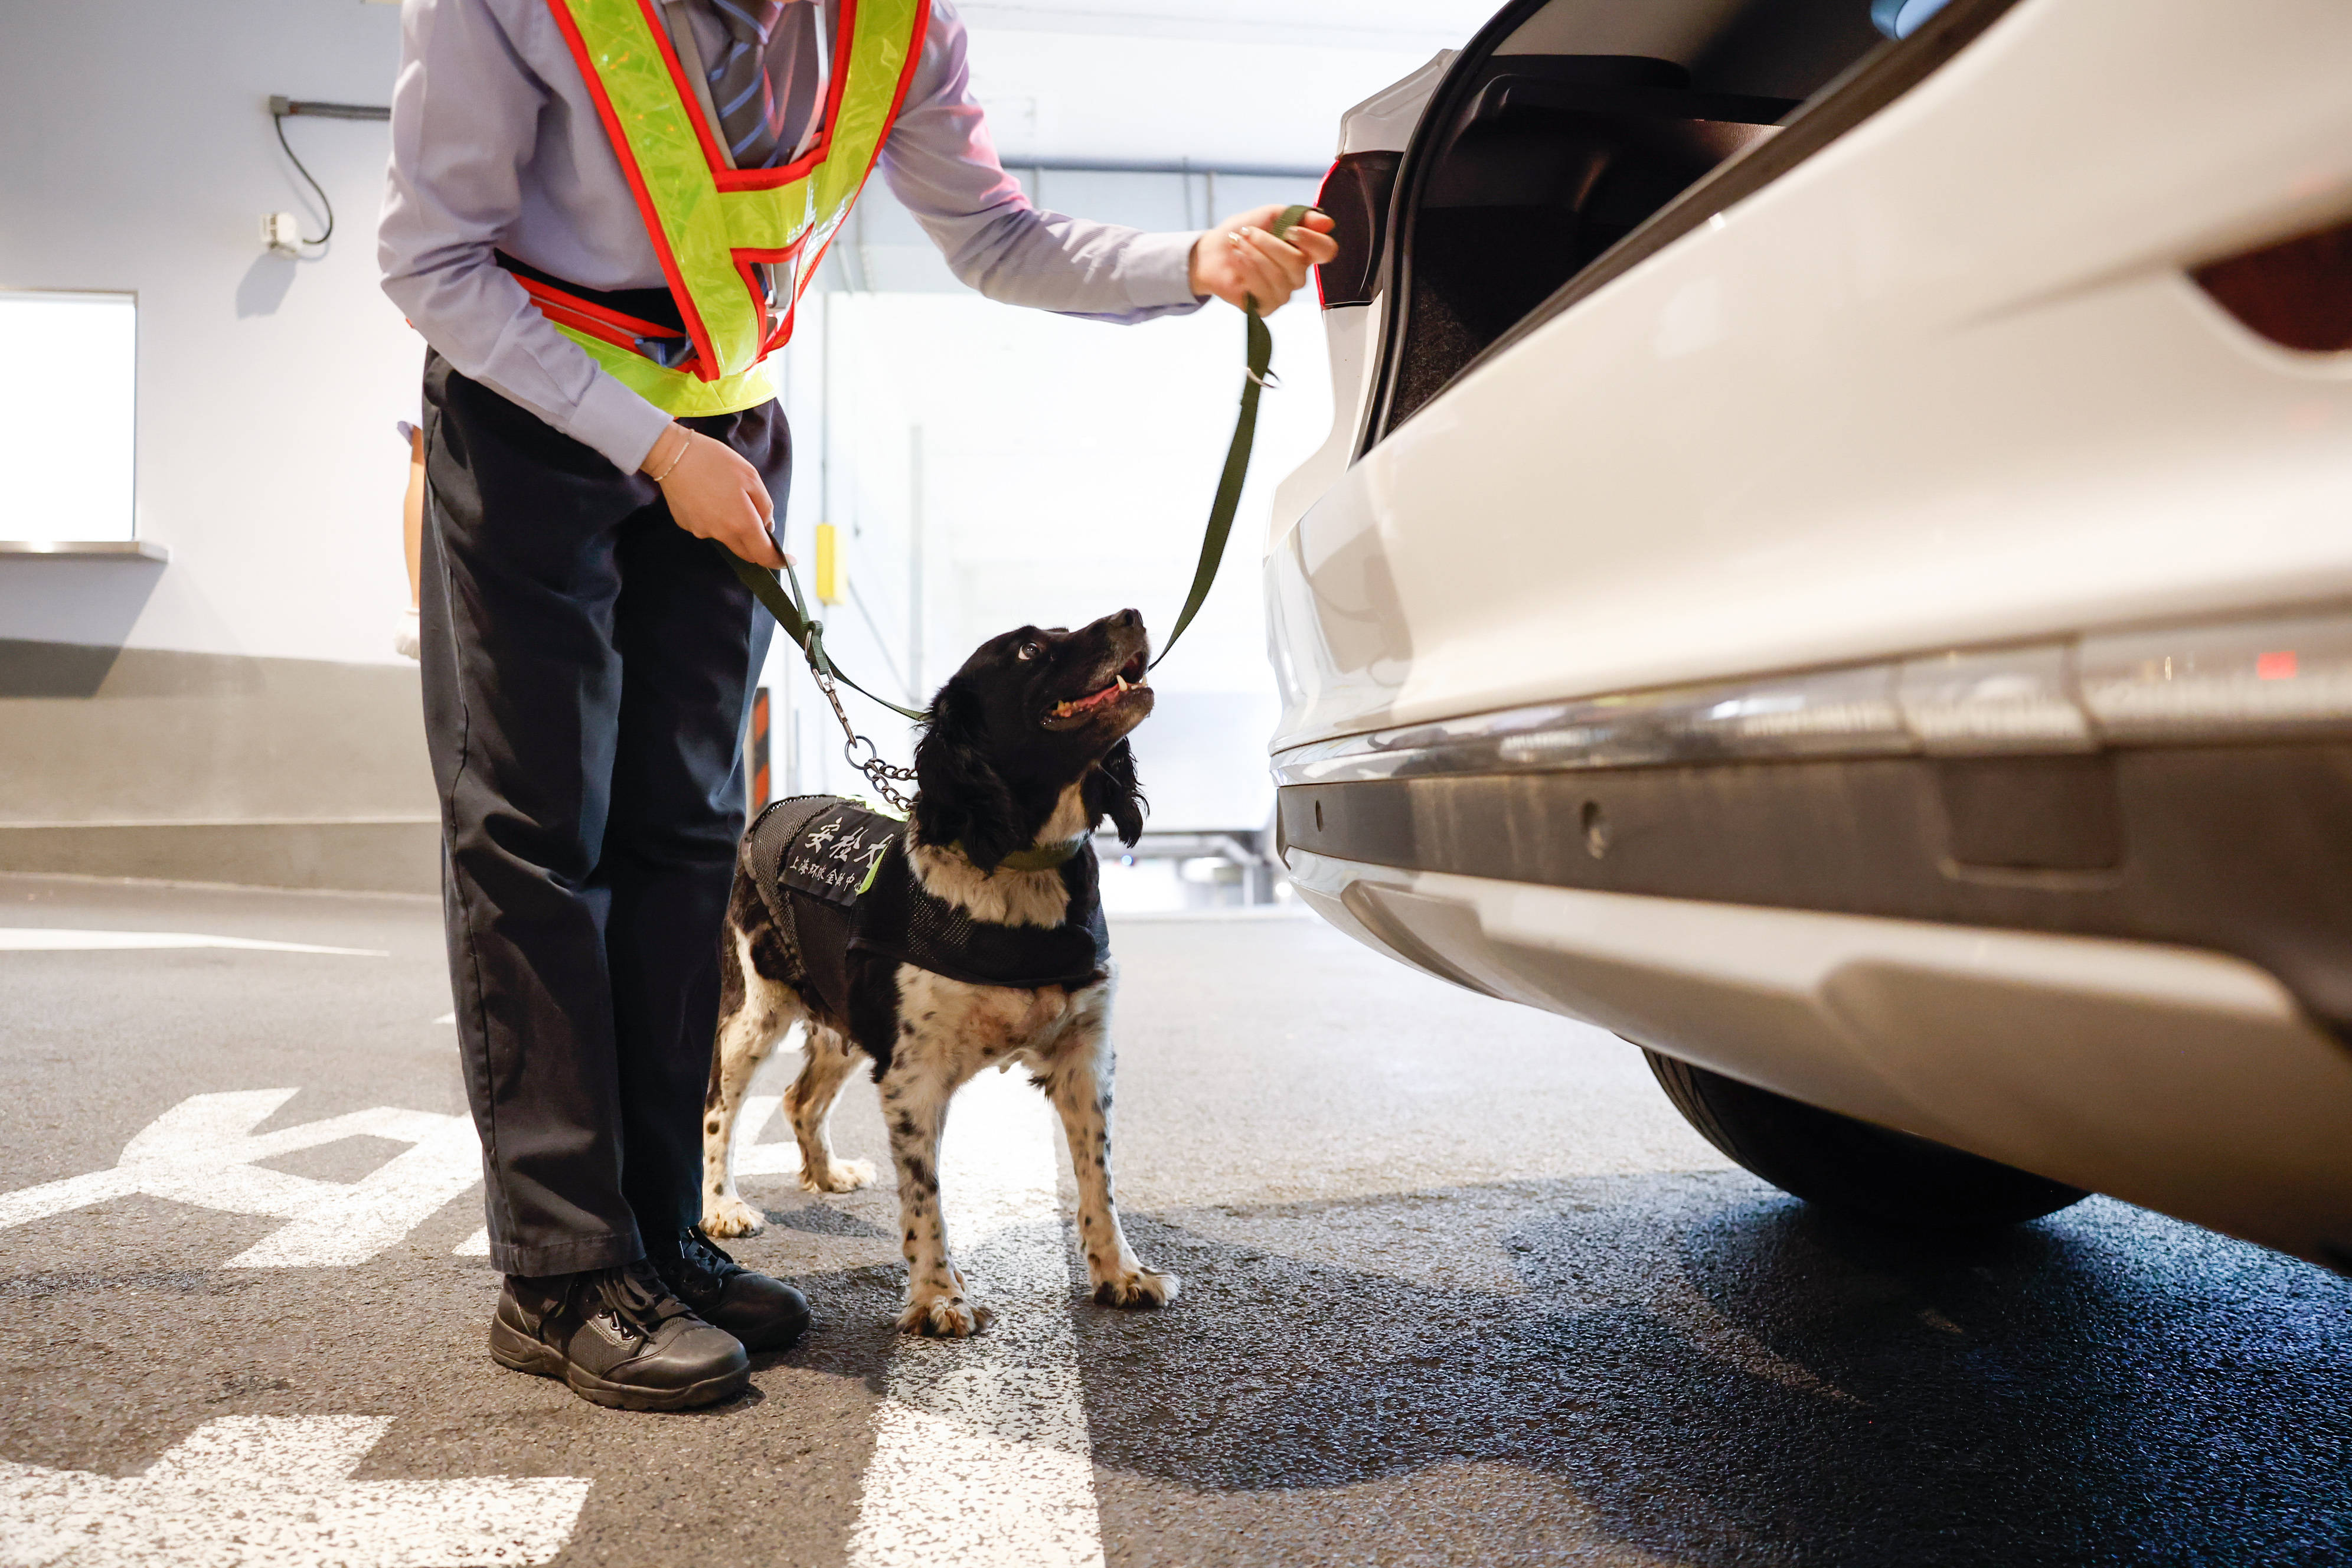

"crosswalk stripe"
[845,1069,1104,1568]
[0,1415,587,1566]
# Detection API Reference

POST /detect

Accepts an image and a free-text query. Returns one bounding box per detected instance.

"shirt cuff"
[1123,230,1210,312]
[570,372,676,475]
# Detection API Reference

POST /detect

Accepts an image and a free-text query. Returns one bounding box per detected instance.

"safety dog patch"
[782,802,901,909]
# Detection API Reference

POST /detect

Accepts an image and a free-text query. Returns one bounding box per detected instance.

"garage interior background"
[0,0,1491,900]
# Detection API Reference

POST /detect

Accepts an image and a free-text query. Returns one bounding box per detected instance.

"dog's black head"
[912,609,1152,870]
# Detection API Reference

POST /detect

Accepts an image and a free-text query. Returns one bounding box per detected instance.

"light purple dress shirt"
[380,0,1207,473]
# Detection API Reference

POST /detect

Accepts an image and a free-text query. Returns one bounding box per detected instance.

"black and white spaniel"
[698,608,1175,1335]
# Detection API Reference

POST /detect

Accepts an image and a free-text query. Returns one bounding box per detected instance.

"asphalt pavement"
[0,870,2346,1567]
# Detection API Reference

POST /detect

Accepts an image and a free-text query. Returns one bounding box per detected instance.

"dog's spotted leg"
[701,924,799,1239]
[786,1025,876,1194]
[879,1053,993,1337]
[1041,1010,1178,1310]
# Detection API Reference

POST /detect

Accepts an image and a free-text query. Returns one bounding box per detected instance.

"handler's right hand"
[645,426,790,570]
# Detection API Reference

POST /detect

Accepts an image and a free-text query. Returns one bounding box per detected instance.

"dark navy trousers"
[419,351,779,1277]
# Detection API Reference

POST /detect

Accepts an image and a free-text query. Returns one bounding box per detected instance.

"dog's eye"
[1015,641,1041,661]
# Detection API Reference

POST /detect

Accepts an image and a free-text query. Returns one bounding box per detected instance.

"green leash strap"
[711,543,928,721]
[726,201,1315,709]
[1152,201,1314,670]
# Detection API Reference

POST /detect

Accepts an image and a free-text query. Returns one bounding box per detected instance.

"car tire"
[1642,1049,2089,1228]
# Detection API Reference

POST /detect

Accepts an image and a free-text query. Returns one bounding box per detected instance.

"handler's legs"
[420,354,802,1390]
[600,414,814,1351]
[604,489,775,1251]
[423,357,648,1277]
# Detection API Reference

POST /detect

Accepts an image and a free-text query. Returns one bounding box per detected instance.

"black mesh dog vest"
[743,796,1110,1021]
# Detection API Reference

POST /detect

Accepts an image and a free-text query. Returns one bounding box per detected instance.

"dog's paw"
[701,1193,766,1238]
[898,1293,996,1338]
[1090,1266,1180,1309]
[799,1157,876,1195]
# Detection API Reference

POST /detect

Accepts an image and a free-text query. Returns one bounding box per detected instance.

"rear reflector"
[2191,218,2352,353]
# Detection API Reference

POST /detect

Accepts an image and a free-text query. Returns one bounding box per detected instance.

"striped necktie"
[703,0,825,170]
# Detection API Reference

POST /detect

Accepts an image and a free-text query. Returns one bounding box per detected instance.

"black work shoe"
[489,1261,750,1412]
[652,1228,812,1353]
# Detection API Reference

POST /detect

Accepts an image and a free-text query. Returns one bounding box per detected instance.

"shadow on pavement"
[1064,1171,2352,1567]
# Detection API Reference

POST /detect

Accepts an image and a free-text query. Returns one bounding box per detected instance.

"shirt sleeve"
[876,2,1208,325]
[377,0,673,474]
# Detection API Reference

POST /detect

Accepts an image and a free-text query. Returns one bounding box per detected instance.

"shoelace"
[678,1228,745,1288]
[582,1261,692,1341]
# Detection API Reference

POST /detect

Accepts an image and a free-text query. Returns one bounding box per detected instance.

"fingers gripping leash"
[1154,202,1313,668]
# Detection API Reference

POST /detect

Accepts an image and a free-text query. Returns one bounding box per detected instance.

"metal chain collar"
[809,661,918,814]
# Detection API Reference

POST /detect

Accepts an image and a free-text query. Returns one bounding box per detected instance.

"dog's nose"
[1115,608,1141,628]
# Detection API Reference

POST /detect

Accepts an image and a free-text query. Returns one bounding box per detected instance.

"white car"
[1267,0,2352,1270]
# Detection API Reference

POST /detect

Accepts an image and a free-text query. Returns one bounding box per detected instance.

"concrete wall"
[0,638,436,891]
[0,0,426,887]
[0,0,420,662]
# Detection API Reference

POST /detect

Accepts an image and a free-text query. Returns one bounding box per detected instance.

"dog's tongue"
[1051,675,1137,720]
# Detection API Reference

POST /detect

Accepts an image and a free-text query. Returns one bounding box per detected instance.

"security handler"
[380,0,1334,1411]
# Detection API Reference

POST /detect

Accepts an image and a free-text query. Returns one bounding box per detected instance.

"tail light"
[2191,217,2352,353]
[1312,151,1401,309]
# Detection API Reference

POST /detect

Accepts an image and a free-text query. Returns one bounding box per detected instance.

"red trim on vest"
[783,0,930,347]
[734,243,812,355]
[513,273,686,345]
[541,0,728,381]
[511,272,709,371]
[540,0,928,378]
[531,295,643,353]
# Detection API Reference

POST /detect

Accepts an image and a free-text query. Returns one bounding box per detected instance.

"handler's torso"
[530,0,926,415]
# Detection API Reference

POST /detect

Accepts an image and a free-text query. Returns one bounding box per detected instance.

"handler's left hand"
[1189,204,1338,314]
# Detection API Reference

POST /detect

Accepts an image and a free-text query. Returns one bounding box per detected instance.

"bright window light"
[0,291,137,543]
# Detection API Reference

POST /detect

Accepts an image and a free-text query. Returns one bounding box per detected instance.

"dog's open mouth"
[1046,651,1149,724]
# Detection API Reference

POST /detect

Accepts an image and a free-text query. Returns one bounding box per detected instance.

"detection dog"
[698,608,1177,1335]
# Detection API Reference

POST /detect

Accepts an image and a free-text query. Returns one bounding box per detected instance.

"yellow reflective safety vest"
[535,0,929,416]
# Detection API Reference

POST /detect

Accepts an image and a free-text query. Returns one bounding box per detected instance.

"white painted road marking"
[0,1078,1103,1560]
[0,1090,482,1268]
[0,1083,816,1268]
[731,1093,803,1177]
[847,1069,1104,1568]
[0,1415,587,1567]
[0,929,387,957]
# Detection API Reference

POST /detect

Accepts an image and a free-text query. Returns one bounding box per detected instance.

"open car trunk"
[1358,0,1893,447]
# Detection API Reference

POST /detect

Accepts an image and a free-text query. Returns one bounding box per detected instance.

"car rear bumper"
[1280,846,2352,1270]
[1277,739,2352,1038]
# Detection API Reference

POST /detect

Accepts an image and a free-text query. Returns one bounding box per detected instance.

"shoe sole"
[489,1318,751,1413]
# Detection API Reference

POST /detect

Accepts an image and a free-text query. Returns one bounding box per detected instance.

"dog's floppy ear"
[912,677,1024,871]
[1085,737,1147,848]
